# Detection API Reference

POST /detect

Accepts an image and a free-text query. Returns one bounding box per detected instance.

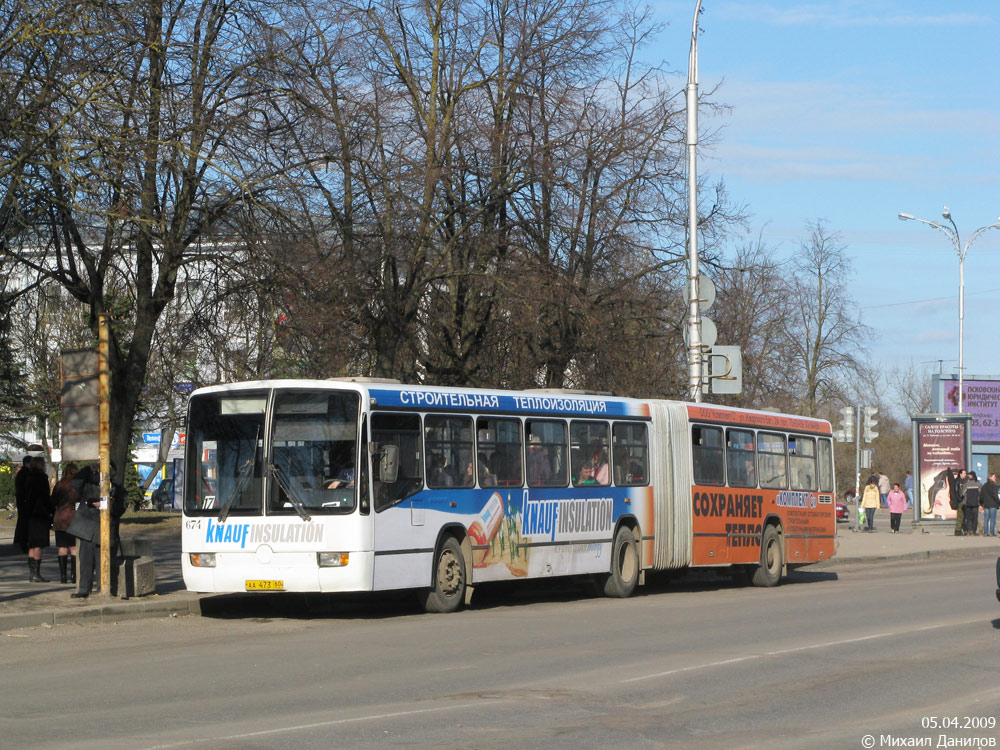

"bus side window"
[372,413,423,512]
[818,438,834,492]
[758,432,787,489]
[726,428,756,488]
[692,425,724,485]
[612,422,648,486]
[789,435,816,491]
[476,417,522,488]
[525,419,568,487]
[570,420,610,487]
[425,415,474,488]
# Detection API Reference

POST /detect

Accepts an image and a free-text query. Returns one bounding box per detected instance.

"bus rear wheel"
[420,536,466,613]
[751,525,783,587]
[601,526,639,598]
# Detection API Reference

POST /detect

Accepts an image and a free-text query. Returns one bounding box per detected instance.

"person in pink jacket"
[887,482,907,533]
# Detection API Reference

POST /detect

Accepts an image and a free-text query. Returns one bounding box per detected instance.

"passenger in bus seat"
[576,463,596,486]
[592,450,610,486]
[476,455,496,487]
[429,454,454,487]
[527,436,551,484]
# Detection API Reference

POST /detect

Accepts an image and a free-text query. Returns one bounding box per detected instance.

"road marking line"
[621,616,985,684]
[137,700,507,749]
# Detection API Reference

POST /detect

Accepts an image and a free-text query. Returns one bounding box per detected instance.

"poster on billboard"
[912,415,972,520]
[936,376,1000,444]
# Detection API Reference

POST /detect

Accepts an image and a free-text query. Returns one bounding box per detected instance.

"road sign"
[708,346,742,395]
[682,316,718,349]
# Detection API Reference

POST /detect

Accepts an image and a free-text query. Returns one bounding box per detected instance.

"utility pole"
[854,405,861,527]
[98,313,111,596]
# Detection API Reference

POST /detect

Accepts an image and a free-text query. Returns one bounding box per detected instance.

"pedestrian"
[887,482,907,533]
[12,456,31,555]
[904,470,914,509]
[861,477,880,532]
[980,472,999,537]
[70,462,128,599]
[25,456,55,582]
[50,463,80,584]
[70,464,100,598]
[952,468,967,537]
[877,471,891,509]
[962,471,981,536]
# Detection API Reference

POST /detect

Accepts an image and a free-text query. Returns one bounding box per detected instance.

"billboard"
[935,375,1000,444]
[912,415,972,521]
[60,349,100,462]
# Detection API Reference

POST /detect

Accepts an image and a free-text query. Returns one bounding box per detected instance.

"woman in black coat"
[12,456,32,554]
[25,456,55,582]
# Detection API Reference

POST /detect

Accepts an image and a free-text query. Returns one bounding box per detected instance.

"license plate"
[245,579,284,591]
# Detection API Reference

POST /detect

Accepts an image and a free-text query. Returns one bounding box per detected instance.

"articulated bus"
[181,378,836,611]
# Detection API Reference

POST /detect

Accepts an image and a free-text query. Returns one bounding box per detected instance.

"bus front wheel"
[602,526,639,598]
[420,536,466,613]
[751,525,783,587]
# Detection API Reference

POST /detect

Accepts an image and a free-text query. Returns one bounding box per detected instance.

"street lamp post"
[897,209,1000,412]
[686,0,704,403]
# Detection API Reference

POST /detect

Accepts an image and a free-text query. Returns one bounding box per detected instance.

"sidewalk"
[0,525,201,632]
[2,509,998,632]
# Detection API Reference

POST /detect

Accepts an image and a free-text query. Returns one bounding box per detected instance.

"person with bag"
[70,462,128,599]
[69,464,102,598]
[26,456,55,582]
[50,463,80,584]
[861,476,880,532]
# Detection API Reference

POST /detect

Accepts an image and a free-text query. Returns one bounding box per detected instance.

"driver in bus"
[325,464,355,489]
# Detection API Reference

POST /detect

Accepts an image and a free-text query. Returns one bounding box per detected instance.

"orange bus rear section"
[684,404,836,570]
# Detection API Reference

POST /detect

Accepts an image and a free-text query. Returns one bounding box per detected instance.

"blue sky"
[654,1,1000,382]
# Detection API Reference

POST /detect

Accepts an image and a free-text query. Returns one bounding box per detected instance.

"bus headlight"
[189,552,216,568]
[317,552,349,568]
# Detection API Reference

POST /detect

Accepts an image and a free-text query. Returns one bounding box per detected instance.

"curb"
[809,545,998,569]
[1,594,203,633]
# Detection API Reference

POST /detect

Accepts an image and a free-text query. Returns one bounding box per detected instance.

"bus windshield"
[269,390,360,515]
[185,391,267,516]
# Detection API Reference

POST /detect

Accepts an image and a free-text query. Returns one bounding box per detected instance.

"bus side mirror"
[379,444,399,483]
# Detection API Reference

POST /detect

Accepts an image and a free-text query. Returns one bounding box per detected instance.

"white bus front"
[181,385,375,593]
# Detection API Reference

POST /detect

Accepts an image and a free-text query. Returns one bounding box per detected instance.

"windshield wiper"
[218,429,259,523]
[268,462,313,522]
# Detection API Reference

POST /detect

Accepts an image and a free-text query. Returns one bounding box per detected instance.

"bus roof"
[190,380,652,419]
[190,381,834,428]
[685,403,832,433]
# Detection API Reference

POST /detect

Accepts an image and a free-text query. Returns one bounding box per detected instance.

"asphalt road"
[2,556,998,750]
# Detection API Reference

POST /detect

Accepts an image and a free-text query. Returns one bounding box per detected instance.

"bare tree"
[711,235,799,411]
[888,362,933,418]
[784,220,871,417]
[2,0,298,467]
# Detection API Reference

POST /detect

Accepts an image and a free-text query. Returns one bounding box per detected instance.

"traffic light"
[834,406,855,442]
[862,406,878,443]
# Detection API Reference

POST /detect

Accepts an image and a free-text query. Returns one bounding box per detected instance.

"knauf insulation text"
[204,519,325,548]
